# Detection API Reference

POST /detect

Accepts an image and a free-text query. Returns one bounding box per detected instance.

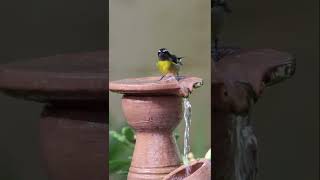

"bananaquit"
[157,48,183,80]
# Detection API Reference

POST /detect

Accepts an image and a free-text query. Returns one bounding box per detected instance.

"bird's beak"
[158,53,164,58]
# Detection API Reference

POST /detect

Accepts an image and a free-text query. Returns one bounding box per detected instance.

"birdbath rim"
[212,48,296,96]
[0,50,108,102]
[109,76,203,97]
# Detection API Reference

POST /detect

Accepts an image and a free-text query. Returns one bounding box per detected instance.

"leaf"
[109,138,130,161]
[115,170,129,175]
[109,159,131,174]
[122,126,135,143]
[174,132,180,141]
[109,126,135,175]
[109,130,134,148]
[204,148,211,160]
[109,130,126,143]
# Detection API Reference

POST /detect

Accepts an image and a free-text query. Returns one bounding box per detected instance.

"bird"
[156,48,184,81]
[212,0,231,61]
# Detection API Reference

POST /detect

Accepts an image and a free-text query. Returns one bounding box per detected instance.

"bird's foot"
[158,74,179,82]
[175,75,185,81]
[166,75,177,81]
[159,75,165,81]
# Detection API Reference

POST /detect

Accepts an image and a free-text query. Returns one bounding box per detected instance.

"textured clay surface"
[123,96,182,180]
[212,48,296,180]
[110,76,203,179]
[110,76,203,97]
[163,159,211,180]
[0,50,108,102]
[40,104,108,180]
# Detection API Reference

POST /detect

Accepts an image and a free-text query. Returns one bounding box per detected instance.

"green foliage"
[205,148,211,160]
[109,126,135,175]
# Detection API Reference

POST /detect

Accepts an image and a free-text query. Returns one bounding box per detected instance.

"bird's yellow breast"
[156,60,175,75]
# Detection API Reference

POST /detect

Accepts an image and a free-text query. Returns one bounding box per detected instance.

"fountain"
[182,97,192,175]
[212,0,296,179]
[109,76,210,180]
[212,48,296,180]
[0,51,108,180]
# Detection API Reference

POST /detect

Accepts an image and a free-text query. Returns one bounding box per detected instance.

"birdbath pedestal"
[109,76,203,180]
[0,51,108,180]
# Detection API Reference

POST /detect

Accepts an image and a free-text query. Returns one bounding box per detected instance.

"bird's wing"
[170,55,183,65]
[169,55,178,64]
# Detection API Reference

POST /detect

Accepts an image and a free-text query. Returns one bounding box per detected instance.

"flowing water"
[182,98,192,176]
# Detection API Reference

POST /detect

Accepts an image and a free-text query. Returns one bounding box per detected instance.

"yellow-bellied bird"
[157,48,184,80]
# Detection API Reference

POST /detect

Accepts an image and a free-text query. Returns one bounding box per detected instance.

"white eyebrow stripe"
[158,48,169,53]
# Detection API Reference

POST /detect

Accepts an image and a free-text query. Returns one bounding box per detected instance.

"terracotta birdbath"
[212,48,296,179]
[162,159,211,180]
[0,50,108,180]
[109,76,203,180]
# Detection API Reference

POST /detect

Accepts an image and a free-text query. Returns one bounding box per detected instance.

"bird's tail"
[177,57,184,65]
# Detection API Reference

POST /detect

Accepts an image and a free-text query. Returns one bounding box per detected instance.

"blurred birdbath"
[212,48,296,180]
[0,51,108,180]
[109,76,203,180]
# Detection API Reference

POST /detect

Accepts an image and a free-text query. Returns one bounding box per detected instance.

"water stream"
[182,98,192,176]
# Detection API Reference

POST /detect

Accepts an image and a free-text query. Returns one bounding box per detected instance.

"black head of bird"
[158,48,171,60]
[157,48,184,65]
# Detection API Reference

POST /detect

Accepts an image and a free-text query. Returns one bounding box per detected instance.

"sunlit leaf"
[122,126,135,143]
[205,148,211,160]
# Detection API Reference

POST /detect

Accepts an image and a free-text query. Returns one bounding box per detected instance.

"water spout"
[183,98,192,176]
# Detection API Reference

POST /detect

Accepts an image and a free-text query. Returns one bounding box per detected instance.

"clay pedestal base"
[123,96,181,180]
[0,51,108,180]
[40,103,108,180]
[110,76,203,180]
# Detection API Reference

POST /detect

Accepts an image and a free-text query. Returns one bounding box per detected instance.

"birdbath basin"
[109,76,203,180]
[162,159,211,180]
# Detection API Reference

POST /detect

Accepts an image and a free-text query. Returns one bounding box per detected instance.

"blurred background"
[220,0,319,180]
[0,0,107,179]
[109,0,211,179]
[0,0,318,180]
